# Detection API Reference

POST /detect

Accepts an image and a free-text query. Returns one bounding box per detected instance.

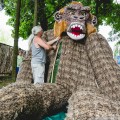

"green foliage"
[45,0,72,29]
[4,0,34,39]
[105,3,120,33]
[3,0,120,39]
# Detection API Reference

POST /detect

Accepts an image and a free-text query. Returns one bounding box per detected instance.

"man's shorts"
[31,63,45,84]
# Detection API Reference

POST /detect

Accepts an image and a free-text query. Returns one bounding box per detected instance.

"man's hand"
[52,45,57,50]
[47,36,61,45]
[56,36,61,40]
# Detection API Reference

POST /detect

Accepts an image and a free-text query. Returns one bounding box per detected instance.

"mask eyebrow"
[67,7,75,11]
[67,7,81,11]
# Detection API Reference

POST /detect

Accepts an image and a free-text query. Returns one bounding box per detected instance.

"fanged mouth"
[67,23,85,40]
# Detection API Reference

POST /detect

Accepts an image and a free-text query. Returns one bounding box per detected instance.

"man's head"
[27,25,43,51]
[32,26,43,37]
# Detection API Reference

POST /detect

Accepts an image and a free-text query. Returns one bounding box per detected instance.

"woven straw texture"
[65,88,120,120]
[0,30,120,120]
[16,50,33,83]
[0,43,13,74]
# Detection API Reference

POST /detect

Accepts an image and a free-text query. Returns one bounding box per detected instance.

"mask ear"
[54,11,63,22]
[92,15,97,26]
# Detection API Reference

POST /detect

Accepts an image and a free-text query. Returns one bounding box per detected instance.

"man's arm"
[47,37,61,45]
[34,36,55,50]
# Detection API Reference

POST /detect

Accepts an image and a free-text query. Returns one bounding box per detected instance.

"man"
[29,26,60,84]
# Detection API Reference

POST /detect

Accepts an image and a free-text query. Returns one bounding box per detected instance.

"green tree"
[4,0,120,39]
[4,0,34,39]
[33,0,38,26]
[12,0,21,80]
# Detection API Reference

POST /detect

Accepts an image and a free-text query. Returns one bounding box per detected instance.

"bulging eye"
[81,11,86,16]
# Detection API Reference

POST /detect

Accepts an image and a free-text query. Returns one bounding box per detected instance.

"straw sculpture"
[0,43,13,75]
[0,1,120,120]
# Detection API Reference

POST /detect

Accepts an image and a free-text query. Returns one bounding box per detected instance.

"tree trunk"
[12,0,21,81]
[33,0,38,26]
[38,0,48,31]
[95,0,101,29]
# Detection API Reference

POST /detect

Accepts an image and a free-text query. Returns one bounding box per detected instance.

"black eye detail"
[73,16,78,19]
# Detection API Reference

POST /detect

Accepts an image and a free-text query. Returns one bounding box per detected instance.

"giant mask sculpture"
[0,1,120,120]
[54,1,97,41]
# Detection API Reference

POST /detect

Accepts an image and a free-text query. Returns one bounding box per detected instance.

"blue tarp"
[43,112,66,120]
[117,56,120,64]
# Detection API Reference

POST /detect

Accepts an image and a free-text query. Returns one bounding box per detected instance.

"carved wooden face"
[54,3,91,41]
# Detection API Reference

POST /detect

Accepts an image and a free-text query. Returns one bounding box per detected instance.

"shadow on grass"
[0,76,14,89]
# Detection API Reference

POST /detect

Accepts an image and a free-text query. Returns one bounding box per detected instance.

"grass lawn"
[0,76,14,89]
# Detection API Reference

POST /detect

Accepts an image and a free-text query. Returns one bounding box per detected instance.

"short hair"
[32,26,43,35]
